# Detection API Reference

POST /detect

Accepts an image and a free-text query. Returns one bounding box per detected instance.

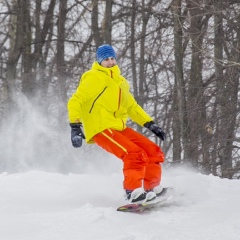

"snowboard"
[117,187,174,213]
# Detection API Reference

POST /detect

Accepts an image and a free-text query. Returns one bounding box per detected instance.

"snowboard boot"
[146,185,164,197]
[153,185,164,196]
[126,187,156,204]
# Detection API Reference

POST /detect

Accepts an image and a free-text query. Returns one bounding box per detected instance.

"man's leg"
[93,129,149,190]
[119,128,165,190]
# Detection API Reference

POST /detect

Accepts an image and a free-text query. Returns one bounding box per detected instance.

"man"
[67,44,166,203]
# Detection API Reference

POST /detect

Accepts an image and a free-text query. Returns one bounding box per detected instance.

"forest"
[0,0,240,179]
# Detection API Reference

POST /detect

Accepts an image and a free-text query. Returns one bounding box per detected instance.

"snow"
[0,166,240,240]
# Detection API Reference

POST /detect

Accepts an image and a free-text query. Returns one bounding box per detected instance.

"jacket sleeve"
[68,93,83,123]
[127,93,153,126]
[67,73,92,123]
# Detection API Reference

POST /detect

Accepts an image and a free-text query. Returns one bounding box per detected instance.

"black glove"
[144,121,166,141]
[70,123,85,148]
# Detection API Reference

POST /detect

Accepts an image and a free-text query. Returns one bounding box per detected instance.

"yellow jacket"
[67,62,153,143]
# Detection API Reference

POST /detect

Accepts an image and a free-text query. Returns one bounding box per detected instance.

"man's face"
[100,57,117,68]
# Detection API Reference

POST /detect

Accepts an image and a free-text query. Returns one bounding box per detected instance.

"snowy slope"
[0,167,240,240]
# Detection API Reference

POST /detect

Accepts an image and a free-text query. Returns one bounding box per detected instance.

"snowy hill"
[0,167,239,240]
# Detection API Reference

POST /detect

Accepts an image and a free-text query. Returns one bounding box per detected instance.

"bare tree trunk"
[130,0,138,97]
[102,0,113,44]
[138,0,155,106]
[32,0,56,70]
[92,0,103,46]
[171,0,186,162]
[21,0,34,97]
[138,1,147,107]
[1,1,17,115]
[6,0,22,98]
[28,0,56,101]
[213,0,224,175]
[185,1,209,169]
[57,0,68,128]
[212,0,240,178]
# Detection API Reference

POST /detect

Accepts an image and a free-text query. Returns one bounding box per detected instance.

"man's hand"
[70,123,85,148]
[144,121,166,141]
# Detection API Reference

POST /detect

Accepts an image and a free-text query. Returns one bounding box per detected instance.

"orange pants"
[93,127,164,191]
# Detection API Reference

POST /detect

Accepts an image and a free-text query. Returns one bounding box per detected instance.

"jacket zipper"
[89,86,107,113]
[114,87,124,130]
[118,87,122,110]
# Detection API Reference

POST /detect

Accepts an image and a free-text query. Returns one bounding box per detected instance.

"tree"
[171,0,186,162]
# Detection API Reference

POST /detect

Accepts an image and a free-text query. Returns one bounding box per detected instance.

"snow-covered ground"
[1,166,239,240]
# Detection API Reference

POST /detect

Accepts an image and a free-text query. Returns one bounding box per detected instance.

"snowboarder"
[67,44,165,204]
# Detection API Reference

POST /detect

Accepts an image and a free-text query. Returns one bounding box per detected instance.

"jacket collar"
[91,61,121,77]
